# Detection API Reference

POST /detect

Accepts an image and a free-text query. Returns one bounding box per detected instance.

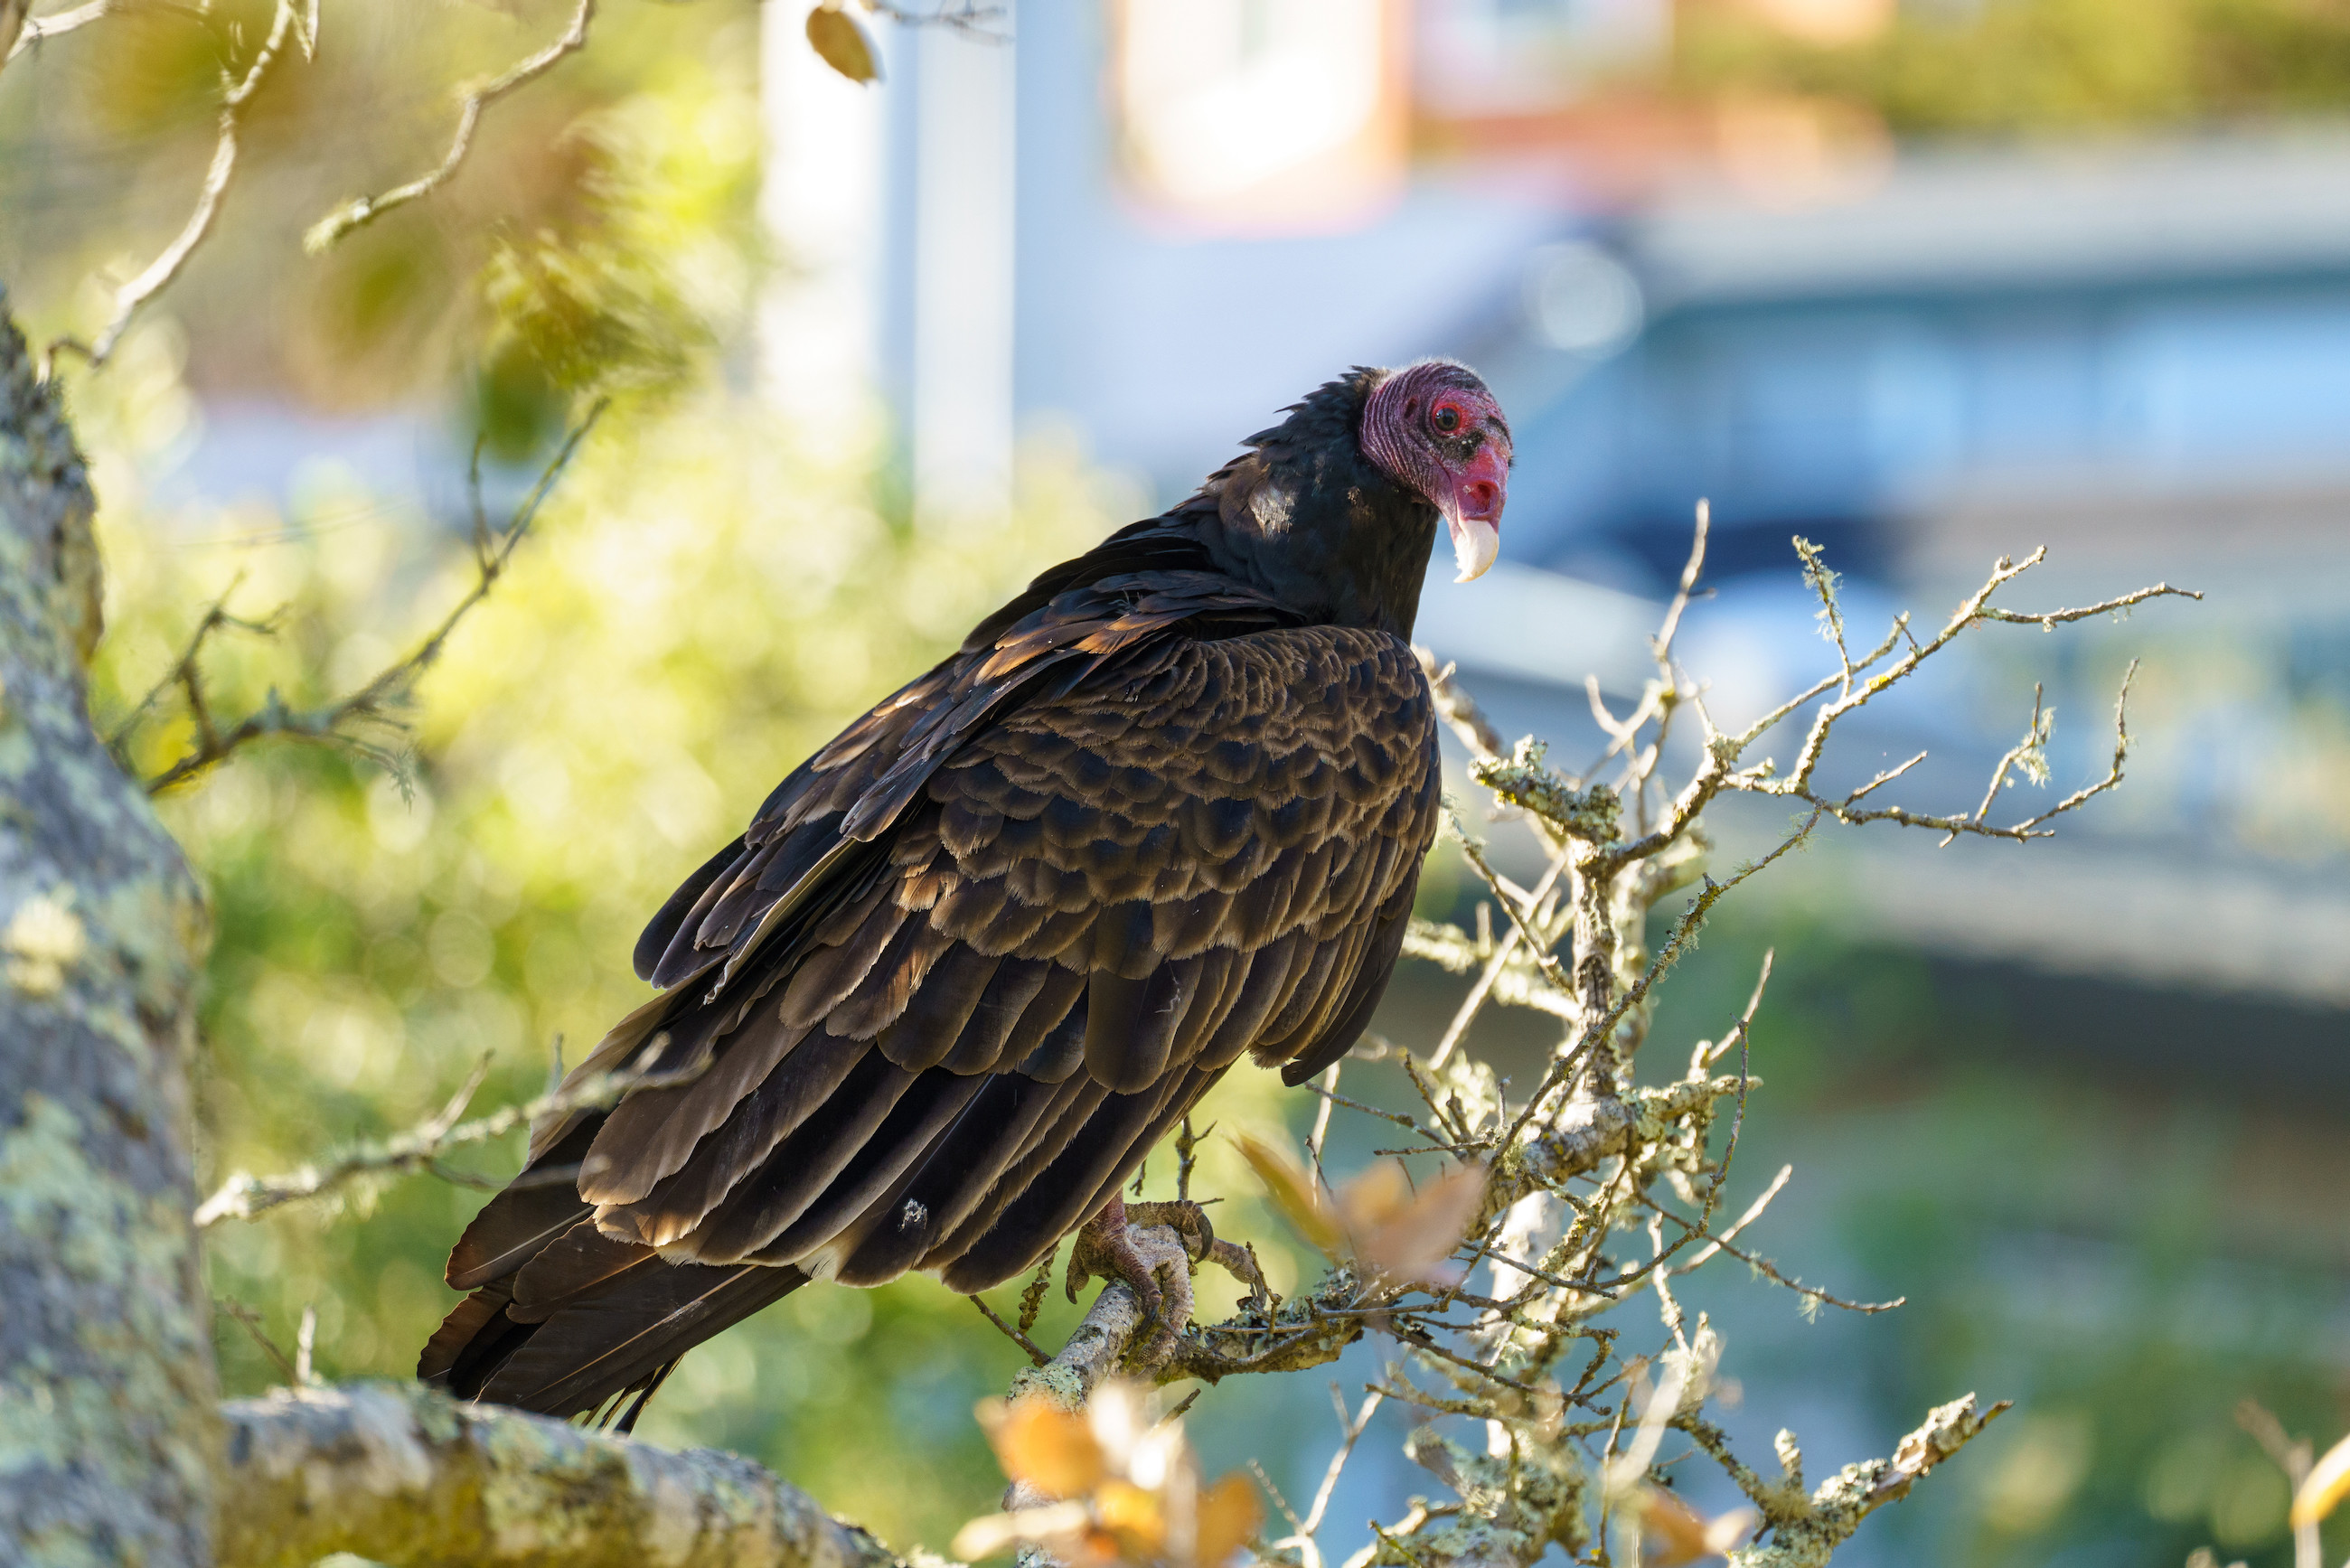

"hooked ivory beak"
[1446,513,1499,584]
[1443,443,1508,583]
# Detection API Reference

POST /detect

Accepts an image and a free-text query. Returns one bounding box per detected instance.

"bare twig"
[214,1299,299,1386]
[193,1038,698,1228]
[5,0,111,62]
[304,0,595,252]
[2238,1401,2319,1568]
[1643,1195,1904,1314]
[129,399,606,793]
[42,0,299,376]
[867,0,1008,36]
[970,1294,1052,1368]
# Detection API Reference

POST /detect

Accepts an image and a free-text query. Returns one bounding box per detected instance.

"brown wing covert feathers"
[590,624,1436,1272]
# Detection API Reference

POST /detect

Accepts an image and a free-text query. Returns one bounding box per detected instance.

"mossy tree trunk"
[0,290,219,1567]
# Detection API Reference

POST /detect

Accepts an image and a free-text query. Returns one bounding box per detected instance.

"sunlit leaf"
[1095,1477,1165,1557]
[1639,1485,1756,1566]
[1196,1471,1264,1565]
[1234,1131,1341,1253]
[2293,1432,2350,1529]
[977,1396,1106,1498]
[1347,1160,1486,1285]
[805,3,881,83]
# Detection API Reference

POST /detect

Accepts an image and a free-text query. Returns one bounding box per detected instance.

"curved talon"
[1205,1236,1273,1312]
[1067,1196,1172,1326]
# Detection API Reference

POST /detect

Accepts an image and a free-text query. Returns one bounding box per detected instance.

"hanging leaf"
[805,3,882,84]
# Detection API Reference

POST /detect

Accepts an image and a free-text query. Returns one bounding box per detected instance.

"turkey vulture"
[420,361,1511,1425]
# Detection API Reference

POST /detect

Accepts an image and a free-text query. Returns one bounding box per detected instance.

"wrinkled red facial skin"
[1359,362,1513,532]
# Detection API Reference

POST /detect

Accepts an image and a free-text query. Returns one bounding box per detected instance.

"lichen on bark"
[217,1382,908,1568]
[0,290,218,1567]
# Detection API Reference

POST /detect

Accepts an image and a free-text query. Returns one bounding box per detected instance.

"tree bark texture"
[0,291,219,1566]
[218,1383,907,1568]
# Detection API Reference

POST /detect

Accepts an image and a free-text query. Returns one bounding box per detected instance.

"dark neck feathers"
[1174,369,1437,638]
[963,371,1441,653]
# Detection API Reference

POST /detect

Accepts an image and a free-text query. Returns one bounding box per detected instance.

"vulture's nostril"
[1462,483,1499,521]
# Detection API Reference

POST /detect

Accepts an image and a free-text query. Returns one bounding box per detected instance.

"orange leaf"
[1640,1486,1714,1568]
[1639,1486,1756,1566]
[1196,1471,1264,1565]
[1095,1478,1167,1559]
[978,1397,1105,1498]
[804,3,881,83]
[1349,1160,1486,1285]
[1235,1131,1341,1253]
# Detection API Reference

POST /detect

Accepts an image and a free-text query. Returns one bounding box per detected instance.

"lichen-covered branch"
[1142,524,2186,1568]
[1681,1394,2009,1568]
[0,291,217,1564]
[215,1381,906,1568]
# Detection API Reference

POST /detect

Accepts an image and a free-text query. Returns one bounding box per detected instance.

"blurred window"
[1110,0,1407,233]
[1415,0,1668,116]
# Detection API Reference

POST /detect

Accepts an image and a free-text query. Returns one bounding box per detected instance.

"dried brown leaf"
[1348,1160,1486,1284]
[1095,1478,1166,1559]
[1639,1486,1756,1566]
[804,3,881,83]
[1235,1131,1341,1253]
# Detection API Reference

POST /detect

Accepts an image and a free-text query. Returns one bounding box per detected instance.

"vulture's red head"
[1172,361,1511,638]
[1359,361,1513,583]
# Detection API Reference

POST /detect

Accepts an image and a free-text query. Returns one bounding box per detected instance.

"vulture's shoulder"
[627,545,1326,995]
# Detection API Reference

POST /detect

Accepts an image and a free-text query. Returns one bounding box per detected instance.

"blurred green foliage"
[1678,0,2350,134]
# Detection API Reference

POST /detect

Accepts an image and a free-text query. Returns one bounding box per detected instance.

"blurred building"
[788,1,2350,1023]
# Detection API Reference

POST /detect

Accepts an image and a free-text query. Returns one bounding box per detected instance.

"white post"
[907,17,1017,525]
[757,2,888,452]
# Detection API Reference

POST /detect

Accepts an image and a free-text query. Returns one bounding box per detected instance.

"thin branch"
[1430,838,1575,1069]
[866,0,1008,36]
[304,0,595,252]
[5,0,112,62]
[1496,809,1819,1160]
[214,1299,299,1386]
[42,0,299,376]
[969,1294,1051,1367]
[133,398,606,793]
[1642,1195,1904,1314]
[193,1039,699,1228]
[1412,650,1506,762]
[1952,681,2049,842]
[1300,1081,1452,1145]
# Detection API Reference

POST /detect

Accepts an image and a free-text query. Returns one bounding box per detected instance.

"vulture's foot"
[1065,1197,1276,1369]
[1066,1196,1193,1365]
[1125,1200,1273,1313]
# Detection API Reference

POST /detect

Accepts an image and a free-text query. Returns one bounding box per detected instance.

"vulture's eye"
[1432,405,1462,435]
